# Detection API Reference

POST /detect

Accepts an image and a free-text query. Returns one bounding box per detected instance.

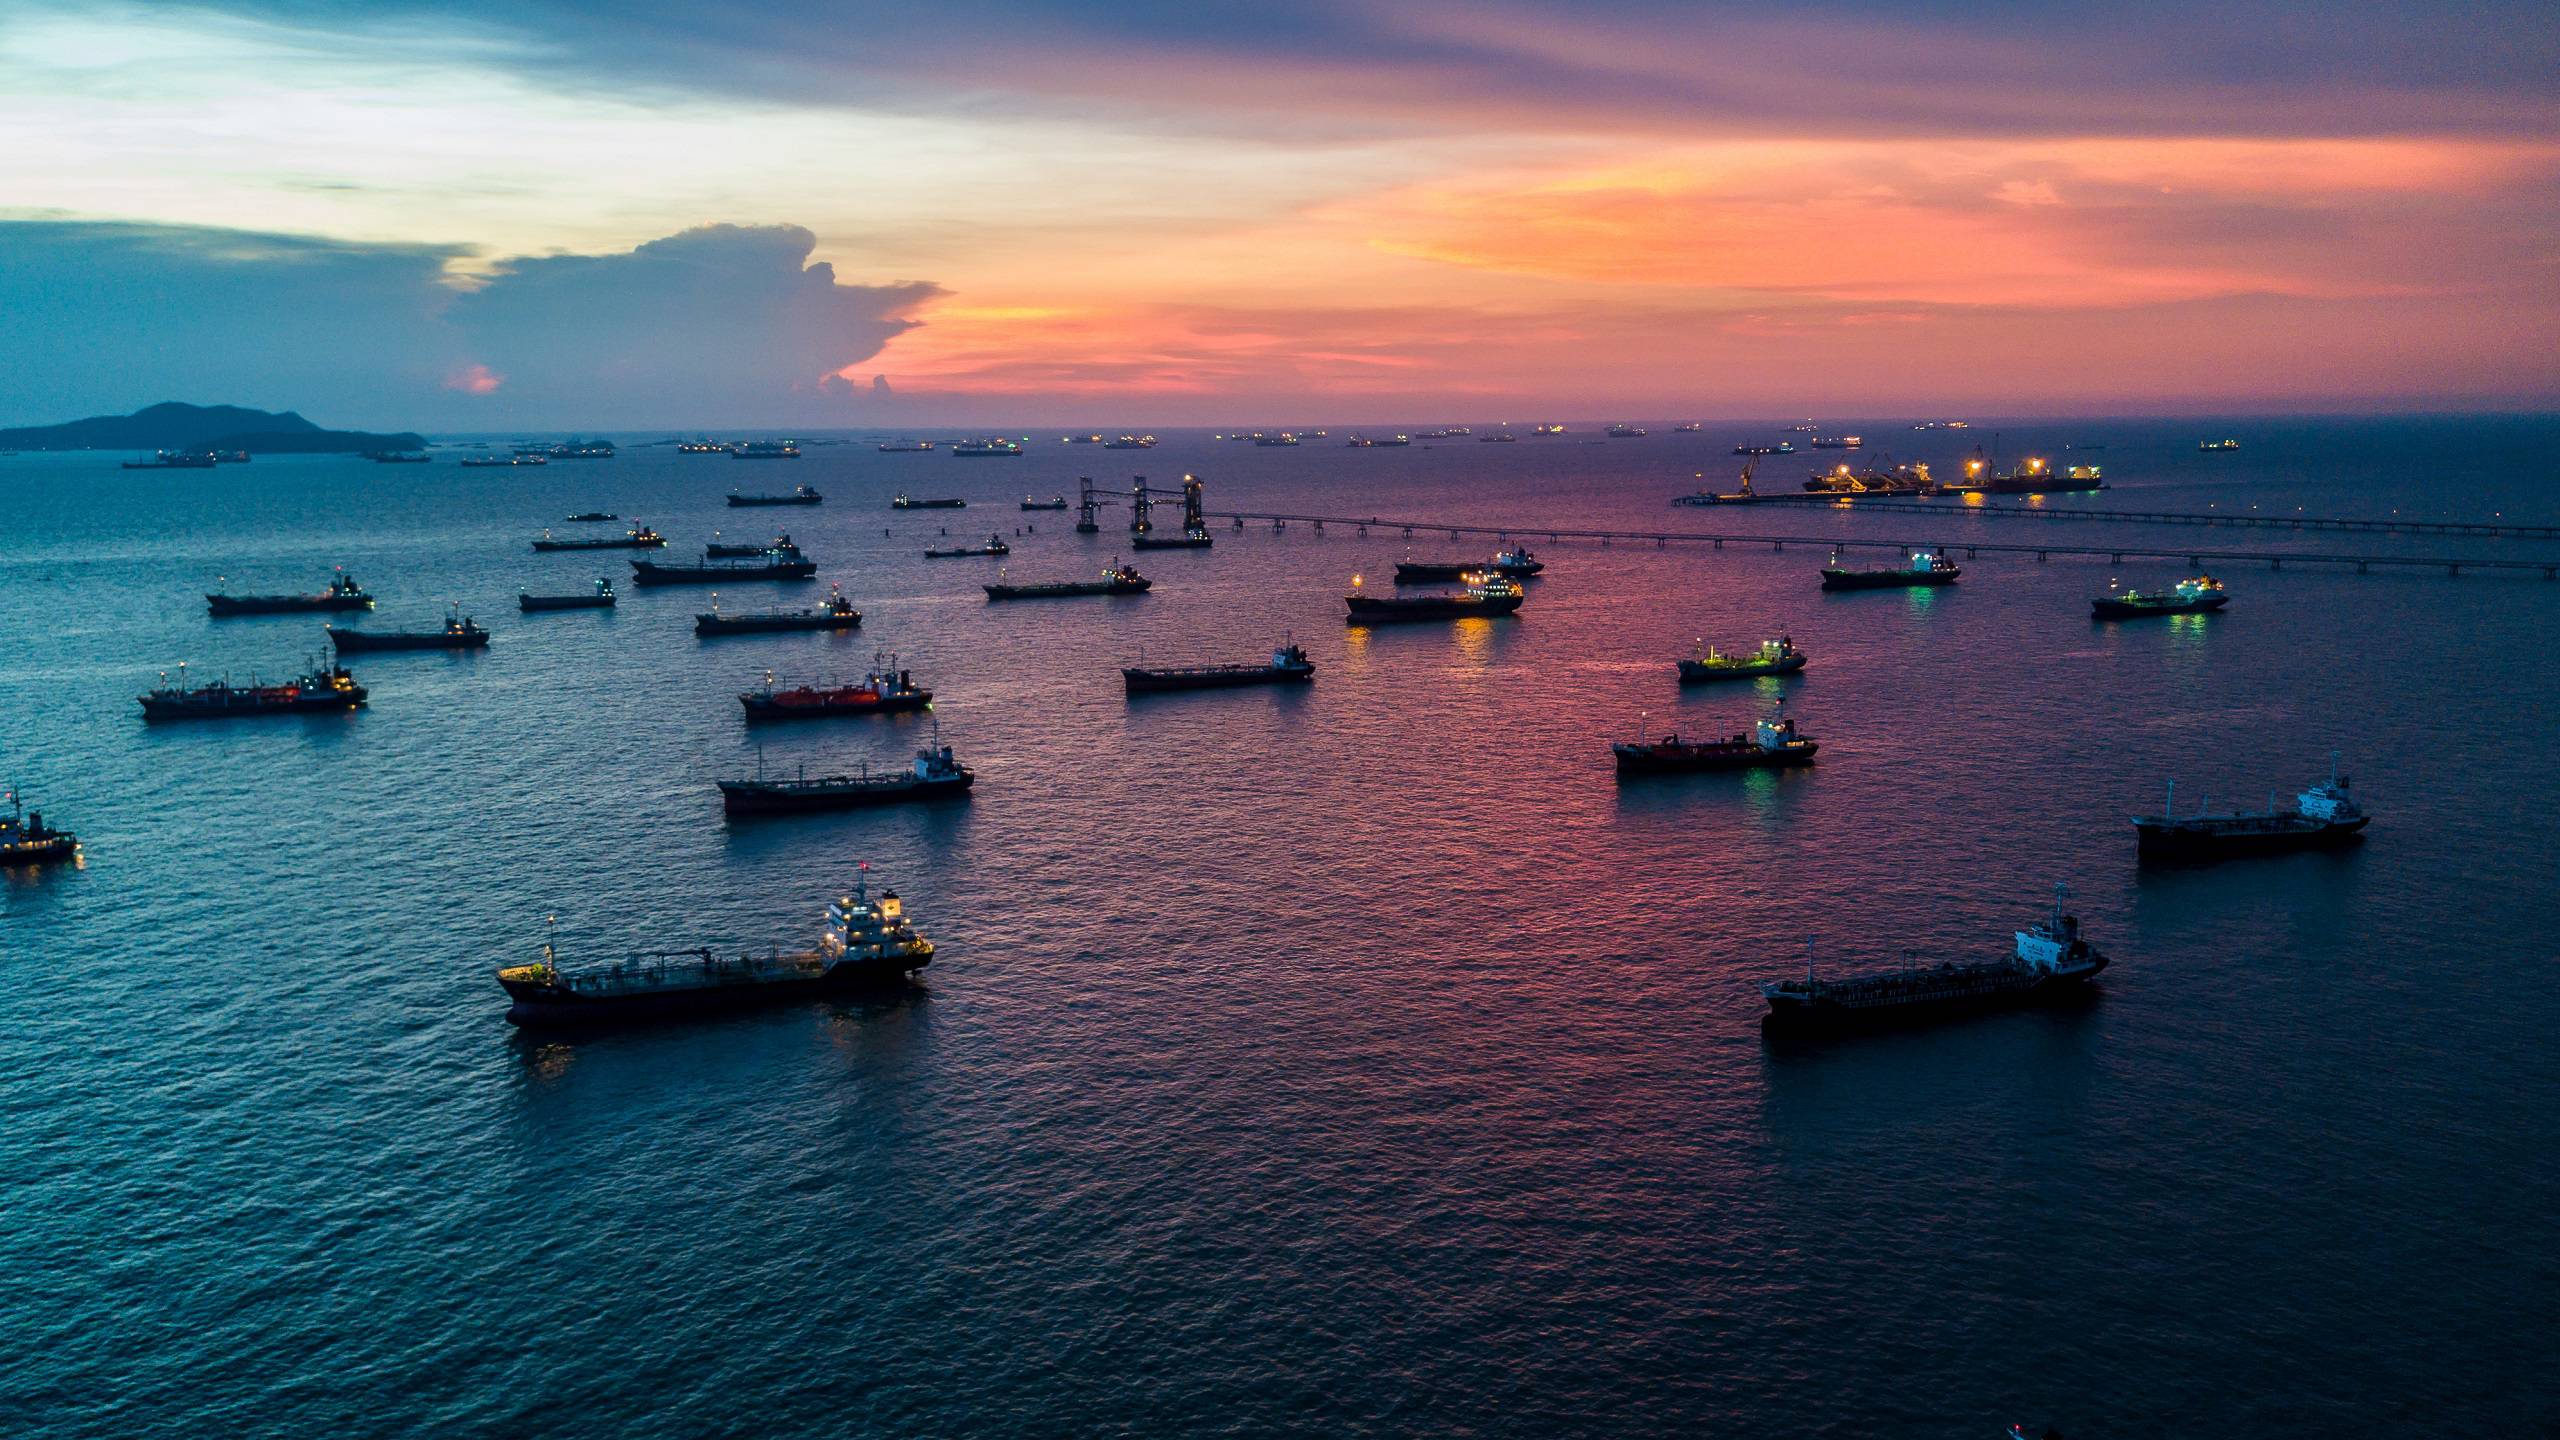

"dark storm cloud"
[0,220,939,429]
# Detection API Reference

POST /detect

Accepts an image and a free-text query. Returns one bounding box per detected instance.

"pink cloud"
[442,362,502,395]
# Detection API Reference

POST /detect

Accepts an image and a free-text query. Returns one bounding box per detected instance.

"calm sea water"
[4,415,2556,1438]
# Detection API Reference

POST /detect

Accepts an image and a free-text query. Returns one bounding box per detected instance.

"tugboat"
[985,561,1152,600]
[2132,761,2370,861]
[1679,637,1806,682]
[327,603,490,651]
[892,493,969,509]
[495,870,933,1028]
[695,586,861,636]
[1,790,78,866]
[1344,571,1524,624]
[729,440,801,460]
[532,526,665,551]
[520,578,616,611]
[631,553,818,585]
[951,438,1024,457]
[1612,711,1817,774]
[727,484,822,506]
[1820,549,1960,590]
[138,661,367,720]
[563,511,618,522]
[1760,884,2107,1034]
[705,533,802,559]
[718,739,975,815]
[739,658,931,721]
[1023,495,1070,510]
[1124,641,1315,694]
[1394,546,1543,582]
[924,535,1011,559]
[2093,575,2227,618]
[206,572,373,616]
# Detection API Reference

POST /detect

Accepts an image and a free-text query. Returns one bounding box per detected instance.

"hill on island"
[0,402,426,454]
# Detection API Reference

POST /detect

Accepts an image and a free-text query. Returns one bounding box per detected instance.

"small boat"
[496,871,932,1028]
[727,484,822,506]
[892,494,968,509]
[1613,712,1817,774]
[729,440,801,460]
[705,533,801,559]
[631,555,818,586]
[1679,638,1806,682]
[123,451,218,469]
[985,562,1151,600]
[328,604,489,652]
[1102,435,1157,450]
[206,572,372,616]
[520,579,617,611]
[532,526,665,551]
[1820,549,1960,590]
[1,790,78,867]
[2093,575,2227,619]
[139,661,367,720]
[924,535,1011,559]
[1394,546,1542,582]
[718,741,975,815]
[951,438,1023,457]
[2132,762,2369,862]
[1343,571,1523,624]
[739,658,931,721]
[563,511,618,522]
[1761,885,2105,1035]
[1124,641,1314,694]
[1022,496,1070,510]
[877,440,936,452]
[695,586,861,636]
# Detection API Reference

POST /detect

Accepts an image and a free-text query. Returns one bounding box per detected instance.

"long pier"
[1722,493,2560,541]
[1202,510,2560,577]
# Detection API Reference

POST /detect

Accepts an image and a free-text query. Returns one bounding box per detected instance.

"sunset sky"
[3,0,2555,427]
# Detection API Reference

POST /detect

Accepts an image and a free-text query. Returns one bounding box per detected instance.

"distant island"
[0,401,426,455]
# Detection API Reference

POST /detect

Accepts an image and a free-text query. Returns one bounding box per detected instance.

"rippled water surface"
[4,416,2556,1437]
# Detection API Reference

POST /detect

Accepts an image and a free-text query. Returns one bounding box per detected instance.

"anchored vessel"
[1805,461,1937,496]
[2133,764,2369,861]
[1679,638,1806,682]
[695,587,861,635]
[1102,435,1156,450]
[328,604,489,651]
[1,792,78,866]
[1733,442,1796,456]
[951,438,1023,457]
[878,439,935,452]
[1023,496,1070,510]
[139,661,367,720]
[2094,575,2227,618]
[728,484,821,506]
[1124,642,1314,694]
[740,659,931,721]
[1395,546,1543,582]
[206,573,373,616]
[986,562,1151,600]
[892,493,969,509]
[1614,713,1817,774]
[1946,454,2103,495]
[461,454,547,468]
[563,511,618,522]
[1606,423,1649,438]
[1821,549,1960,590]
[705,533,803,559]
[2200,438,2242,452]
[520,579,617,611]
[1345,571,1524,624]
[124,450,218,469]
[532,526,664,551]
[730,440,801,460]
[1761,885,2108,1034]
[495,872,932,1028]
[718,742,975,815]
[633,554,818,585]
[925,535,1011,559]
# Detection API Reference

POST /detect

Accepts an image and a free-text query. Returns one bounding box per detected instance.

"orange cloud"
[442,362,502,394]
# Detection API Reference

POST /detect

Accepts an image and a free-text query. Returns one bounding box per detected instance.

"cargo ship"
[740,658,930,721]
[1344,571,1523,624]
[1345,434,1412,447]
[2093,575,2226,618]
[461,454,546,468]
[520,579,616,611]
[495,871,932,1028]
[1946,454,2103,494]
[718,741,975,815]
[632,554,818,586]
[730,440,801,460]
[1606,423,1648,438]
[1613,712,1817,774]
[1760,885,2107,1034]
[1679,637,1806,682]
[877,439,936,452]
[951,438,1023,457]
[676,439,728,454]
[1023,496,1070,510]
[206,572,373,616]
[1395,546,1543,582]
[1103,435,1157,449]
[123,451,218,469]
[705,533,802,559]
[2199,438,2241,452]
[1130,525,1213,550]
[328,604,489,651]
[2132,764,2369,861]
[1124,641,1314,694]
[1733,442,1795,456]
[1804,461,1936,496]
[365,450,431,464]
[1252,433,1302,447]
[138,661,367,720]
[1820,549,1960,590]
[532,526,665,551]
[1809,434,1863,450]
[563,511,617,522]
[892,494,968,509]
[727,484,821,506]
[1478,432,1519,443]
[547,439,617,460]
[695,587,860,635]
[985,562,1151,600]
[1,791,78,867]
[924,535,1011,558]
